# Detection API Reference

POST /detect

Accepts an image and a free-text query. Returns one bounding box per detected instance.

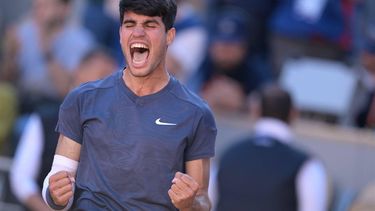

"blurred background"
[1,0,375,210]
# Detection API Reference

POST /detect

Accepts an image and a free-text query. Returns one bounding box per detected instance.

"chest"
[81,101,196,158]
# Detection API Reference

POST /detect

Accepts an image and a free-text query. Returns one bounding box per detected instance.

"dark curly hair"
[119,0,177,31]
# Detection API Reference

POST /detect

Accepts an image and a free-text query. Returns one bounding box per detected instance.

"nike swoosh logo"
[155,118,177,126]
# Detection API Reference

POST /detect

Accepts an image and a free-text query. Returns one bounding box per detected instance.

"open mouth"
[130,43,149,66]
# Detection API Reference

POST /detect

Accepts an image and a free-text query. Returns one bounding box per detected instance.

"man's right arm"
[42,135,81,210]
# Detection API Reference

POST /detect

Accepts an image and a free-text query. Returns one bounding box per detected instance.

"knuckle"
[55,198,63,204]
[187,189,194,196]
[51,189,58,196]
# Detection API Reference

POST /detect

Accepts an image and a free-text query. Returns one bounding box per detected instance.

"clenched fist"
[48,171,75,206]
[168,172,199,210]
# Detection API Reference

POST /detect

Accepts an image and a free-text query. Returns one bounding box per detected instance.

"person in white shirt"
[9,48,116,211]
[211,84,329,211]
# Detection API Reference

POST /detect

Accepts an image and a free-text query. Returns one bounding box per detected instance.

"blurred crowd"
[1,0,375,210]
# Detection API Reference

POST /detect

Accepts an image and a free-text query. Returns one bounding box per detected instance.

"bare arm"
[42,135,81,209]
[55,134,81,161]
[185,158,211,211]
[168,158,211,211]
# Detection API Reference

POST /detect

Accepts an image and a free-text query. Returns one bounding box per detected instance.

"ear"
[166,27,176,46]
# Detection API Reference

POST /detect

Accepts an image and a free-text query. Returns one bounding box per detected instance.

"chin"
[127,66,153,78]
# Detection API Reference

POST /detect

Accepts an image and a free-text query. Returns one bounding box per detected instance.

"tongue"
[133,51,148,64]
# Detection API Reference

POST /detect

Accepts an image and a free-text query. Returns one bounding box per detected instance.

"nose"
[132,25,145,37]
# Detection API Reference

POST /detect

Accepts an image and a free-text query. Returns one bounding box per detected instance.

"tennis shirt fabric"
[56,70,217,210]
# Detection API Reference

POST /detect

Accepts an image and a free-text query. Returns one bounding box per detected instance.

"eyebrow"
[123,19,135,25]
[123,18,161,26]
[143,19,160,26]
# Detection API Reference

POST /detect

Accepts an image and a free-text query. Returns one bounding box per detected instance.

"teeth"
[131,43,148,49]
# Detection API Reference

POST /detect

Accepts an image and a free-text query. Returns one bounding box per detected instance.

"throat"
[123,69,170,96]
[132,50,149,65]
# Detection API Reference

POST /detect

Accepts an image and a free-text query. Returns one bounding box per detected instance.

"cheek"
[119,29,128,46]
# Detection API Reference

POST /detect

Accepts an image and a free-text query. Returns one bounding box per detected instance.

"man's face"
[210,40,247,71]
[33,0,68,30]
[119,11,175,78]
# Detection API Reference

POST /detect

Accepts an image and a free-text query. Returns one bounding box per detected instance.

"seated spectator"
[355,35,375,128]
[81,0,124,67]
[9,48,116,211]
[166,0,208,85]
[0,82,18,154]
[352,0,375,57]
[269,0,353,77]
[198,7,272,113]
[208,0,278,57]
[1,0,95,112]
[215,84,329,211]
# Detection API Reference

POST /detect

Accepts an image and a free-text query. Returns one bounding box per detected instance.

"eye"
[145,21,159,28]
[123,21,135,28]
[146,24,156,28]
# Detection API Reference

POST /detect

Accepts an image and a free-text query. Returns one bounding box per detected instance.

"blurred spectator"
[0,83,18,154]
[81,0,124,67]
[355,35,375,128]
[215,84,329,211]
[199,7,272,112]
[1,0,95,111]
[9,48,116,211]
[166,0,208,85]
[0,0,31,40]
[209,0,278,58]
[352,0,375,56]
[269,0,354,77]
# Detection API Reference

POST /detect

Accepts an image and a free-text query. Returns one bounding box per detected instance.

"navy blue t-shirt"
[56,70,217,210]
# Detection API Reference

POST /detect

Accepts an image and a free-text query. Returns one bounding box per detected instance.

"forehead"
[123,11,163,23]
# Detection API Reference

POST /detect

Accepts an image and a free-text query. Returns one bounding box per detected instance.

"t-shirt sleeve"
[185,106,217,161]
[55,88,83,144]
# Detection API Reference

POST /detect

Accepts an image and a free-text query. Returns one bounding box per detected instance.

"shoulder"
[62,71,119,108]
[283,142,310,160]
[169,78,214,119]
[58,24,95,49]
[8,19,33,45]
[220,138,253,160]
[63,23,94,40]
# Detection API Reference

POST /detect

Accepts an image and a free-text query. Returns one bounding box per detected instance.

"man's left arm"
[168,158,211,211]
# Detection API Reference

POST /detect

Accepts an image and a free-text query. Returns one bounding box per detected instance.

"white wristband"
[42,155,79,210]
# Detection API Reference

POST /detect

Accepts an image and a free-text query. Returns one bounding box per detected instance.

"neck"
[254,118,293,144]
[123,68,170,96]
